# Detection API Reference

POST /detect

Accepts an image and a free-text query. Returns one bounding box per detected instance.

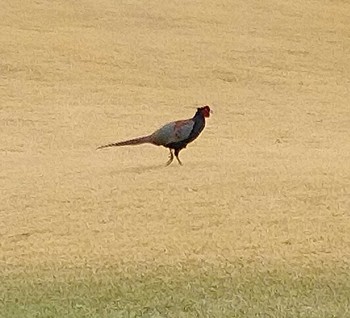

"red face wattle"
[201,105,211,118]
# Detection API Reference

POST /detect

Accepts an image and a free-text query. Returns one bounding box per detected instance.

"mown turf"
[1,261,350,317]
[1,0,350,316]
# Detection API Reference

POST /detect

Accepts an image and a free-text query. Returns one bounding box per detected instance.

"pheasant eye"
[203,106,211,117]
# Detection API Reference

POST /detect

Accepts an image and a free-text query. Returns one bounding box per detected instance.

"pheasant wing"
[151,119,194,146]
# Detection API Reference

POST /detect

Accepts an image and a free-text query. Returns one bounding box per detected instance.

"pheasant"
[97,105,212,165]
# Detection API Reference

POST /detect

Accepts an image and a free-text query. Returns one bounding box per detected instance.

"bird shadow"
[110,163,170,175]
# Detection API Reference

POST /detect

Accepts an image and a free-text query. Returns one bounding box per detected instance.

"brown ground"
[1,0,350,273]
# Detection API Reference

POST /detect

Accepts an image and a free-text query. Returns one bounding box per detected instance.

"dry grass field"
[1,0,350,316]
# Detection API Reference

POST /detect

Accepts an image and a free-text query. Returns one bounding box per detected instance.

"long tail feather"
[97,135,152,150]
